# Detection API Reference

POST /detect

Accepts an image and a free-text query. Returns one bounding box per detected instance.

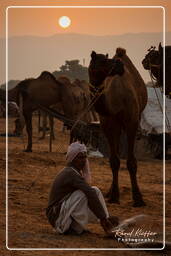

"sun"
[58,16,71,28]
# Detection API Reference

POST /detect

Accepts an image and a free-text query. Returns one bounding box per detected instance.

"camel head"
[88,51,124,88]
[142,45,161,70]
[89,51,109,87]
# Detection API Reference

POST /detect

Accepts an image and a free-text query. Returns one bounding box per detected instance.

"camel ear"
[91,51,96,60]
[106,53,109,58]
[159,42,163,53]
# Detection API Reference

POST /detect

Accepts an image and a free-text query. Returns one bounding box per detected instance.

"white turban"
[66,141,91,184]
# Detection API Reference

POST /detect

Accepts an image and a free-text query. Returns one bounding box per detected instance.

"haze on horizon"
[0,1,170,85]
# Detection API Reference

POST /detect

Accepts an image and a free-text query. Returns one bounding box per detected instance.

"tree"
[53,59,89,81]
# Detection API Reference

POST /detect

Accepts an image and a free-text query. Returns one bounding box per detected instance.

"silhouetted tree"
[53,59,88,81]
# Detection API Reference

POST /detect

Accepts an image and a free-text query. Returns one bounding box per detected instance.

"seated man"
[46,141,118,236]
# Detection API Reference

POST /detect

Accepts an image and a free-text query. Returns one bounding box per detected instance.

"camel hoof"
[23,149,32,152]
[133,201,146,207]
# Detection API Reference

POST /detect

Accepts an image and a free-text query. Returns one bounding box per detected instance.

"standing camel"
[0,71,76,152]
[142,42,171,97]
[88,48,147,207]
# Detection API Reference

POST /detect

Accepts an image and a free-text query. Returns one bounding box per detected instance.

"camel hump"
[115,47,126,57]
[38,71,56,82]
[17,78,33,90]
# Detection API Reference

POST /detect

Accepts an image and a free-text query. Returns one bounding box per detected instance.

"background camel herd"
[0,72,99,148]
[0,44,170,250]
[0,44,170,206]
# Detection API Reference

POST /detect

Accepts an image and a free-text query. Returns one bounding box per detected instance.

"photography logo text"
[114,228,158,243]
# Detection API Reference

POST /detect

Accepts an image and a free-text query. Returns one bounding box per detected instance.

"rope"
[70,89,103,133]
[35,102,104,152]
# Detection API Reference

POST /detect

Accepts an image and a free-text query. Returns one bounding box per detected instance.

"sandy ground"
[0,116,171,256]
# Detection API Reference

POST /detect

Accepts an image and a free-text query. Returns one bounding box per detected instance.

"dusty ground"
[0,116,171,256]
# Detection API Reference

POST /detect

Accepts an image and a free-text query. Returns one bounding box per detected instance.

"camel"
[14,78,93,141]
[37,78,98,144]
[88,48,147,207]
[142,42,171,97]
[73,78,99,122]
[0,71,77,152]
[58,76,96,143]
[0,72,99,151]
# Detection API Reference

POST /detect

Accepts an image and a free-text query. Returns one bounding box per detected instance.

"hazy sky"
[0,0,170,38]
[7,7,164,37]
[0,0,170,85]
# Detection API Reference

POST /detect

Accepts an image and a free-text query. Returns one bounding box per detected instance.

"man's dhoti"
[55,186,109,234]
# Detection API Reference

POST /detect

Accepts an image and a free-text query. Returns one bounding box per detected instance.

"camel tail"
[115,47,126,57]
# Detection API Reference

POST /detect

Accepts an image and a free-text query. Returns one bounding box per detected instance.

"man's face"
[71,152,87,171]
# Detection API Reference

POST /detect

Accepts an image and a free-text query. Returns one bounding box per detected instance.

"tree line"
[0,59,89,91]
[53,59,89,81]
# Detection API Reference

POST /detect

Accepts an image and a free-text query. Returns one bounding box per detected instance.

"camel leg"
[38,110,41,133]
[102,119,121,204]
[23,111,32,152]
[126,125,146,207]
[14,117,25,136]
[39,112,47,140]
[49,116,55,140]
[108,152,120,204]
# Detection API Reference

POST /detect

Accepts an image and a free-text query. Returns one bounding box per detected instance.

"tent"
[140,87,171,158]
[140,88,171,134]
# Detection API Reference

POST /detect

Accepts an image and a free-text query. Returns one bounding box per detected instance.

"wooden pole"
[49,115,53,152]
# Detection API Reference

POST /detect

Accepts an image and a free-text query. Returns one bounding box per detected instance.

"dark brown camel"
[88,48,147,207]
[142,42,171,97]
[0,71,76,152]
[33,78,96,142]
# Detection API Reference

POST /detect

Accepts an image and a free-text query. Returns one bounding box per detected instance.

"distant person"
[46,141,118,236]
